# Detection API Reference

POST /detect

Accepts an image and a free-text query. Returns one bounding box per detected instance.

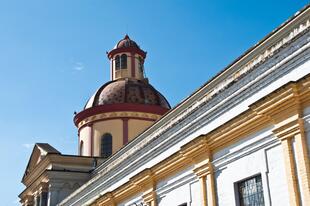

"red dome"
[108,35,147,59]
[114,34,139,49]
[84,78,170,110]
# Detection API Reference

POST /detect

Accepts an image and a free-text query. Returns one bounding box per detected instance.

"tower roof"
[108,35,147,59]
[114,34,139,49]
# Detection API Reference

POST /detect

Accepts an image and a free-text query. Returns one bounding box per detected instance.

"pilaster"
[181,138,216,206]
[251,83,310,206]
[96,192,116,206]
[38,183,49,206]
[293,119,310,204]
[130,169,157,206]
[23,195,34,206]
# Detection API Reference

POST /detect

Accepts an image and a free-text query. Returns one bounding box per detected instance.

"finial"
[124,34,129,39]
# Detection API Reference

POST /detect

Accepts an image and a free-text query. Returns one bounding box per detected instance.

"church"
[20,4,310,206]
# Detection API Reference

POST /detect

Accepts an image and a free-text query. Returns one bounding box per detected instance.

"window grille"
[237,175,265,206]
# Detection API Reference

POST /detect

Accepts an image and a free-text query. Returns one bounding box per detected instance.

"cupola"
[74,35,170,158]
[107,35,147,81]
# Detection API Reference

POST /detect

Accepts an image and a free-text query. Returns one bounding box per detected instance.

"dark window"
[121,54,127,69]
[35,195,40,206]
[115,55,120,70]
[237,175,265,206]
[80,141,84,156]
[138,56,144,73]
[101,133,112,158]
[178,204,187,206]
[40,192,48,206]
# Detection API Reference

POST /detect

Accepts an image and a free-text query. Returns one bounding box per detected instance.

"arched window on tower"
[101,133,112,158]
[121,54,127,69]
[138,56,144,73]
[115,55,120,70]
[80,140,84,156]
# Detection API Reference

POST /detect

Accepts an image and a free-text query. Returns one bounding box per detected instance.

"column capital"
[130,169,156,190]
[97,192,116,206]
[142,190,156,205]
[130,169,157,206]
[22,195,34,206]
[180,136,211,164]
[193,162,213,177]
[272,119,301,140]
[39,182,49,193]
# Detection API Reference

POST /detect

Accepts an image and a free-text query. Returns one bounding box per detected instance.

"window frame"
[115,55,120,70]
[100,133,113,158]
[120,54,127,69]
[235,174,265,206]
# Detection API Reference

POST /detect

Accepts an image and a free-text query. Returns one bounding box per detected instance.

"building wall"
[118,193,143,206]
[304,106,310,156]
[93,119,123,156]
[301,106,310,205]
[115,125,290,206]
[128,119,154,141]
[79,126,91,156]
[79,118,156,157]
[213,127,288,206]
[112,52,130,79]
[134,53,144,80]
[157,166,200,206]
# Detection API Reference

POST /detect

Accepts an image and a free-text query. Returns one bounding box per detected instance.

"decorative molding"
[96,192,116,206]
[75,103,167,127]
[78,111,161,129]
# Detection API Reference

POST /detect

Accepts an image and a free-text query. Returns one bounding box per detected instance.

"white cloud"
[73,62,84,71]
[22,143,34,149]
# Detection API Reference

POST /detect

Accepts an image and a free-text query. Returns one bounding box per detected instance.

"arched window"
[121,54,127,69]
[80,141,84,156]
[115,55,120,70]
[138,56,144,73]
[101,133,112,158]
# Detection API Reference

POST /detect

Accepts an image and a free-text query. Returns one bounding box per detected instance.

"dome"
[114,34,140,49]
[108,35,147,59]
[84,78,170,110]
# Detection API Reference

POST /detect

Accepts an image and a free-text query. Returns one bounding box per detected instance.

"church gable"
[22,143,60,182]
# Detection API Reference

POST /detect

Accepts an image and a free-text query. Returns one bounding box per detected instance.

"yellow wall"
[79,126,91,156]
[93,119,123,156]
[128,119,154,141]
[79,118,156,157]
[112,52,145,80]
[134,54,144,79]
[113,52,132,80]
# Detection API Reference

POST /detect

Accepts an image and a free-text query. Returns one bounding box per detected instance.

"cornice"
[19,170,49,199]
[23,156,51,187]
[74,103,167,127]
[23,154,96,187]
[139,9,310,149]
[95,192,116,206]
[77,111,161,130]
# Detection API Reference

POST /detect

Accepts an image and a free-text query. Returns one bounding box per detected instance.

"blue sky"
[0,0,308,205]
